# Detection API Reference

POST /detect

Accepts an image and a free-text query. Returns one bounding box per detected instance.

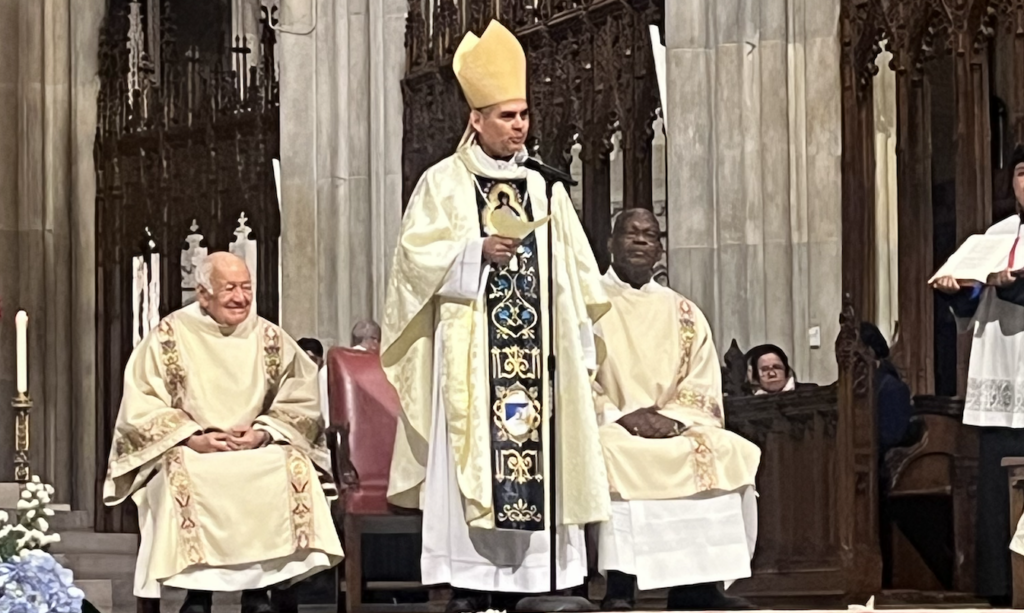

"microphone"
[521,157,579,187]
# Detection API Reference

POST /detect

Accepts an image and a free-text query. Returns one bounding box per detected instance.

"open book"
[929,234,1022,284]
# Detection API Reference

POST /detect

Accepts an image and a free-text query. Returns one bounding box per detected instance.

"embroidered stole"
[476,176,545,531]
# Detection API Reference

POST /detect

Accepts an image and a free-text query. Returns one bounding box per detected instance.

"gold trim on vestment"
[286,448,314,549]
[689,431,719,492]
[262,321,327,449]
[114,412,192,459]
[676,387,723,423]
[159,319,187,410]
[111,320,192,462]
[164,447,207,566]
[675,299,724,426]
[262,322,283,384]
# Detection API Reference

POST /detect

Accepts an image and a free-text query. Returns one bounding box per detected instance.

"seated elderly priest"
[103,252,343,613]
[594,210,761,611]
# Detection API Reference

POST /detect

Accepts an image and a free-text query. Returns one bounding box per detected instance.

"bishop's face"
[471,100,530,159]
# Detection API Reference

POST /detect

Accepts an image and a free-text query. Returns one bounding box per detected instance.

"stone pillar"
[0,0,100,516]
[371,0,407,316]
[70,0,104,520]
[18,0,75,499]
[0,0,21,485]
[665,0,842,384]
[280,0,404,347]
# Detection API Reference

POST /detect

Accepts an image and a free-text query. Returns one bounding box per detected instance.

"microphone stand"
[516,160,596,613]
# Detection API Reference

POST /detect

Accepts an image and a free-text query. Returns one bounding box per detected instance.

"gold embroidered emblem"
[492,383,541,444]
[491,346,541,379]
[498,498,543,523]
[495,449,542,485]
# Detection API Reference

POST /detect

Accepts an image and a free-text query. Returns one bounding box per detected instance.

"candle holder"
[11,391,31,482]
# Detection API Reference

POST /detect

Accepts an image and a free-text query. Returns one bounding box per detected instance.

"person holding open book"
[929,144,1024,603]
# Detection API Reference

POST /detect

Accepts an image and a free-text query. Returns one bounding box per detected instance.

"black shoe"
[601,570,636,611]
[666,583,756,611]
[241,589,277,613]
[599,597,634,611]
[446,589,489,613]
[180,590,212,613]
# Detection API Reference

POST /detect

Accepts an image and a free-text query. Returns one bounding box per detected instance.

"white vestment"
[960,215,1024,428]
[595,270,759,590]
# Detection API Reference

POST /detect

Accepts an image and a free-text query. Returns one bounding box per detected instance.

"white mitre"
[453,20,526,109]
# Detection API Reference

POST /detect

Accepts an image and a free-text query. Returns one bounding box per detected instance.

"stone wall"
[664,0,843,384]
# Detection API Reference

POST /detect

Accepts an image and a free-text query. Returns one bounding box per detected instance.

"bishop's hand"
[616,408,686,439]
[483,235,521,267]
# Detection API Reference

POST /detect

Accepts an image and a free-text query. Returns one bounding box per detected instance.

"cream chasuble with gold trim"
[594,270,760,501]
[103,303,343,597]
[382,137,611,532]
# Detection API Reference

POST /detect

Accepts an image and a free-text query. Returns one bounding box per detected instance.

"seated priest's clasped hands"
[103,252,343,613]
[594,210,761,611]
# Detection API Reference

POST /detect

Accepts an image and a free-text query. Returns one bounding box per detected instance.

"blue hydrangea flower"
[0,551,84,613]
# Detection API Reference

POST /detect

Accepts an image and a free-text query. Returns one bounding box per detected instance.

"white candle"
[15,311,27,394]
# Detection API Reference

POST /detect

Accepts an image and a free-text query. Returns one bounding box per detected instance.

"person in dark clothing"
[859,322,915,590]
[859,322,914,460]
[297,337,325,369]
[744,344,816,395]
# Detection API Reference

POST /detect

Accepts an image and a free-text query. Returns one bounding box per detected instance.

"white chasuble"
[594,270,760,589]
[103,303,343,597]
[382,137,610,591]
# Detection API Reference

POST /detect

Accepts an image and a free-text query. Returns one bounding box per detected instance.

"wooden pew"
[721,297,882,606]
[884,397,977,593]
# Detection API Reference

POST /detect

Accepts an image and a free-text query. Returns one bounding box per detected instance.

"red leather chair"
[326,346,423,613]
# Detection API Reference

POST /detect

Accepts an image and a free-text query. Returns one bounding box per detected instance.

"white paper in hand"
[929,234,1019,284]
[489,207,550,240]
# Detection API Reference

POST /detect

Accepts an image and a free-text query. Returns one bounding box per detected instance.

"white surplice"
[960,215,1024,428]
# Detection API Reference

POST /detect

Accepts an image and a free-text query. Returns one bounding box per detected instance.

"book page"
[929,234,1019,284]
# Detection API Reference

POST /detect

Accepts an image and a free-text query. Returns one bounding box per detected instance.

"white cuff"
[579,319,596,372]
[600,406,624,427]
[439,237,490,300]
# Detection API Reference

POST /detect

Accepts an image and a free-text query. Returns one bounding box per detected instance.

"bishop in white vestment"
[594,210,760,611]
[104,253,343,613]
[933,144,1024,599]
[382,20,610,612]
